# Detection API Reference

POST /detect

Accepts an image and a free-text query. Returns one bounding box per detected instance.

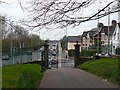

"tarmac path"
[39,67,118,88]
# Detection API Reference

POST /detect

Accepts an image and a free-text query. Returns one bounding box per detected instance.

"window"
[118,33,119,40]
[114,32,116,40]
[114,34,115,40]
[101,33,105,41]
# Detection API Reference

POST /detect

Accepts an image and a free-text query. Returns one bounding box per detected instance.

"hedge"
[80,49,96,57]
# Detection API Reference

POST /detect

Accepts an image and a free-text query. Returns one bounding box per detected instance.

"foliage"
[80,58,119,84]
[95,40,102,53]
[68,49,75,57]
[2,39,11,51]
[2,64,43,88]
[60,36,67,50]
[2,34,42,52]
[1,16,43,51]
[80,49,96,57]
[115,48,120,55]
[16,70,37,89]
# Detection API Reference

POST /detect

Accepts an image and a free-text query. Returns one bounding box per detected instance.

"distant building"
[81,28,98,50]
[87,28,98,49]
[81,31,88,50]
[81,20,120,55]
[97,20,117,55]
[67,36,81,52]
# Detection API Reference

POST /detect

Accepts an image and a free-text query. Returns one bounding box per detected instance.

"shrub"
[80,49,96,57]
[68,49,75,57]
[115,48,120,55]
[16,69,37,89]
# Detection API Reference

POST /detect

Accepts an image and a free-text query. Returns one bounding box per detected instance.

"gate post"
[41,51,45,72]
[74,41,80,68]
[43,41,49,70]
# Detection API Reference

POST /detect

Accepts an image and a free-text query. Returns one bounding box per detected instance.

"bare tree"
[0,15,11,39]
[19,0,120,29]
[14,25,28,38]
[0,1,6,4]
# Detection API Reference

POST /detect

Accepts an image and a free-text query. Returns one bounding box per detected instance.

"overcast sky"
[0,0,119,40]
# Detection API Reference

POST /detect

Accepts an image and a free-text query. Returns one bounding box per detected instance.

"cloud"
[0,0,28,21]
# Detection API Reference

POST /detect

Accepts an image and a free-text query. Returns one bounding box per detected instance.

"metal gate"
[58,58,74,68]
[49,57,74,68]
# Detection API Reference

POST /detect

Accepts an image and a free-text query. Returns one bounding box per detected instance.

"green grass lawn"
[2,64,43,88]
[80,58,120,85]
[0,68,2,89]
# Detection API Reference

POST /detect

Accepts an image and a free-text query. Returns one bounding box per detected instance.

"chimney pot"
[111,20,117,27]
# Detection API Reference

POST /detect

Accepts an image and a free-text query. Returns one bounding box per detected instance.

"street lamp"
[19,28,24,64]
[10,21,16,64]
[20,41,24,64]
[107,7,110,56]
[31,29,33,52]
[65,26,68,58]
[97,1,102,55]
[0,16,4,68]
[97,9,100,55]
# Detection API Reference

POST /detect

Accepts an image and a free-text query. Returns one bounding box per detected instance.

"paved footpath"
[39,67,118,88]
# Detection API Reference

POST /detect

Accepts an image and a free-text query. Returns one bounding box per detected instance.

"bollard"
[74,41,80,68]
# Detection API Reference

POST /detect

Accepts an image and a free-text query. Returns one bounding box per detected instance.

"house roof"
[67,36,81,42]
[93,28,101,37]
[101,26,115,36]
[90,28,99,32]
[89,30,98,37]
[82,28,98,38]
[82,31,88,38]
[93,24,117,37]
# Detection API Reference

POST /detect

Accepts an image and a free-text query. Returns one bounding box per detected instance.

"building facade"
[112,23,120,54]
[67,36,81,52]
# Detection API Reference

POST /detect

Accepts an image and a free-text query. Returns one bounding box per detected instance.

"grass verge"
[2,64,43,88]
[80,58,119,85]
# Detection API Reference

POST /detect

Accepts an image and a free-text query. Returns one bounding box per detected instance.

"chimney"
[97,23,104,28]
[111,20,117,27]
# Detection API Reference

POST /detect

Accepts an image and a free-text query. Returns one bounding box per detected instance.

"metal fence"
[2,50,42,67]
